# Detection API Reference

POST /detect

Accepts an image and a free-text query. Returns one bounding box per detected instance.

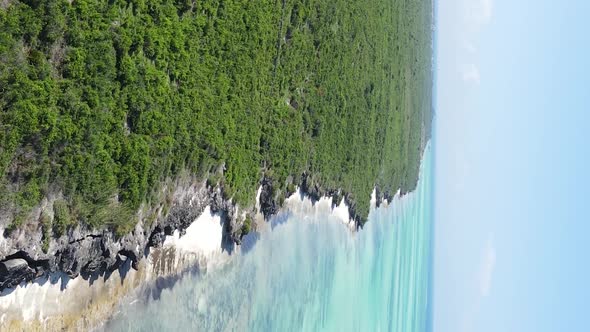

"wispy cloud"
[461,64,481,85]
[481,0,494,24]
[464,41,477,54]
[458,0,493,86]
[461,234,497,331]
[479,234,496,297]
[466,0,494,26]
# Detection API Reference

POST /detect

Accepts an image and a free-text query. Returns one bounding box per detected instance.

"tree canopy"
[0,0,433,233]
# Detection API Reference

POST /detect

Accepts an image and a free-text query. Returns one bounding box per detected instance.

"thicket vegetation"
[0,0,432,233]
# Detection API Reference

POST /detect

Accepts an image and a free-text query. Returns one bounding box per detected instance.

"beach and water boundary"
[106,142,434,331]
[1,142,433,331]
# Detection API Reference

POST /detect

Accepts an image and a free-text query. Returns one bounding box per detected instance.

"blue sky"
[434,0,590,331]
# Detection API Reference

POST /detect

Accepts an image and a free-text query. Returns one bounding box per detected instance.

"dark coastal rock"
[299,172,365,228]
[118,249,139,270]
[0,258,35,289]
[147,226,166,248]
[259,177,278,219]
[374,185,395,208]
[55,246,81,278]
[300,172,322,203]
[254,171,365,229]
[0,171,377,292]
[0,180,235,292]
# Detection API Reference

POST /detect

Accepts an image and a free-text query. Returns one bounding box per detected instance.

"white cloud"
[457,0,493,86]
[479,234,496,297]
[481,0,494,24]
[465,0,494,26]
[461,64,481,85]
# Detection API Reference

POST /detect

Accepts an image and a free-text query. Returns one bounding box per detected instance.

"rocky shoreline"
[0,172,395,295]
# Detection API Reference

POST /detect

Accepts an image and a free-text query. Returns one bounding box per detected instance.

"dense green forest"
[0,0,432,235]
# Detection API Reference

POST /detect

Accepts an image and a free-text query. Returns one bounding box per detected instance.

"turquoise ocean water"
[107,143,433,331]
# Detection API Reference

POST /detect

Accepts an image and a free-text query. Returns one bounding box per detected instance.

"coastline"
[0,168,401,291]
[103,142,433,331]
[0,0,435,328]
[0,183,397,330]
[0,141,431,331]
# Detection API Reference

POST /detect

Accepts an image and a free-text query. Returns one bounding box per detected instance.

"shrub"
[241,216,253,238]
[52,199,72,236]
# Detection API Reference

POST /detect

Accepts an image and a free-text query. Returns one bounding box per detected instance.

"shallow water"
[106,145,433,332]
